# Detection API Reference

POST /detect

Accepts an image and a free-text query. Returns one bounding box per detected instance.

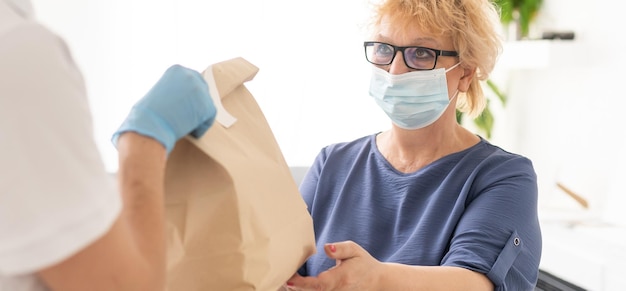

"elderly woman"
[286,0,542,290]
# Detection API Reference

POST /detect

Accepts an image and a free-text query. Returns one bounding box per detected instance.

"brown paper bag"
[164,57,316,291]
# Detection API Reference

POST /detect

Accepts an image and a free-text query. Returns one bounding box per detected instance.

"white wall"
[485,0,626,226]
[31,0,387,173]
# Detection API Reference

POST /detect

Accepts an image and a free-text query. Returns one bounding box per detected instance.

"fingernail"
[329,244,336,252]
[286,282,294,287]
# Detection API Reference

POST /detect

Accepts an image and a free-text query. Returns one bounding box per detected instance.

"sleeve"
[296,146,332,276]
[298,148,327,212]
[0,23,122,275]
[296,150,320,277]
[441,156,542,291]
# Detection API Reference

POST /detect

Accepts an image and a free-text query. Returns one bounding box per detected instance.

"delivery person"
[0,0,216,290]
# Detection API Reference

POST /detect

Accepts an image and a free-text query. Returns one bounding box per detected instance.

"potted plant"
[495,0,544,39]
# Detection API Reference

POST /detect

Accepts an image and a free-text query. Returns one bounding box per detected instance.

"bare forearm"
[38,133,168,290]
[378,263,494,291]
[116,132,167,286]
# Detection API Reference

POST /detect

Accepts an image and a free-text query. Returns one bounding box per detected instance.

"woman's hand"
[285,241,385,291]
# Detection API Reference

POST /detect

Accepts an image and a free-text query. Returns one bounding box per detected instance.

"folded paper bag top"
[164,57,316,291]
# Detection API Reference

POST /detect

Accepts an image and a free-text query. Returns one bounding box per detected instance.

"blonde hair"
[368,0,502,117]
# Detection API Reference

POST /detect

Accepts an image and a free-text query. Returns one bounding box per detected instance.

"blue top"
[298,134,542,291]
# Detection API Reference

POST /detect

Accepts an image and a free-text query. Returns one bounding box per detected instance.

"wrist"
[117,132,167,167]
[375,262,390,290]
[375,262,415,290]
[113,107,177,153]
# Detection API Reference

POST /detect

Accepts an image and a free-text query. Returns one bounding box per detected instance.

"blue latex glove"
[112,64,217,153]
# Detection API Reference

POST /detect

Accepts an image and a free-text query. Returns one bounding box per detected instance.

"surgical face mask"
[369,63,460,130]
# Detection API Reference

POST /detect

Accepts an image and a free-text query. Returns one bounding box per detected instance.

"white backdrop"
[31,0,387,172]
[487,0,626,225]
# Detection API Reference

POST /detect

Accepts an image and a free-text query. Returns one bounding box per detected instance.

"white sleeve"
[0,22,122,275]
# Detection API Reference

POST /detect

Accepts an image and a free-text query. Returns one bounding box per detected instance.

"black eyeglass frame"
[363,41,459,70]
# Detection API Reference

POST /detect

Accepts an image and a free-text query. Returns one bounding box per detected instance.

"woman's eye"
[376,44,393,56]
[414,48,435,59]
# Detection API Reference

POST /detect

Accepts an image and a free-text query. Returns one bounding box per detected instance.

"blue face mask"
[369,63,460,130]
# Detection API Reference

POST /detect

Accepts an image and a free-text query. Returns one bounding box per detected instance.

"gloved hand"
[112,64,217,154]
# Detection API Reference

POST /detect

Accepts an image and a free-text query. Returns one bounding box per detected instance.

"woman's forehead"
[373,18,451,48]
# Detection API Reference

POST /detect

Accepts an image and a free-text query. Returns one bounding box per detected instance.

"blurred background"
[30,0,625,289]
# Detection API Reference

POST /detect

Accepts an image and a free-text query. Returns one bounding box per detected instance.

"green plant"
[495,0,543,39]
[456,79,507,139]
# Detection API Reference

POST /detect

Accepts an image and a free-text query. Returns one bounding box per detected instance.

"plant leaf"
[456,110,464,124]
[486,79,507,106]
[494,0,514,24]
[473,101,495,139]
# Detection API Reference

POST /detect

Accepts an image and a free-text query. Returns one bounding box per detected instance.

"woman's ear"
[458,67,475,92]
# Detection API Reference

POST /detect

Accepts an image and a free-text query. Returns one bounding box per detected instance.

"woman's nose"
[388,51,411,75]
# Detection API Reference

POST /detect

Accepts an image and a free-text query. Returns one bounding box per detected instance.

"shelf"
[496,39,580,70]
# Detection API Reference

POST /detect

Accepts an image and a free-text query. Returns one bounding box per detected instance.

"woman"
[286,0,542,290]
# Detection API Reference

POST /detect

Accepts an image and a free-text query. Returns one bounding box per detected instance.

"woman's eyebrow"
[374,35,441,47]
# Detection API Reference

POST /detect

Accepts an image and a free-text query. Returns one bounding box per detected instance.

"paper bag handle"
[203,66,237,128]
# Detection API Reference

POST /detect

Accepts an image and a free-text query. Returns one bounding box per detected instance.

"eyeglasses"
[364,41,458,70]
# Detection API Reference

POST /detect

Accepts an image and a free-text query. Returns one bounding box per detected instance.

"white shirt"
[0,1,122,290]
